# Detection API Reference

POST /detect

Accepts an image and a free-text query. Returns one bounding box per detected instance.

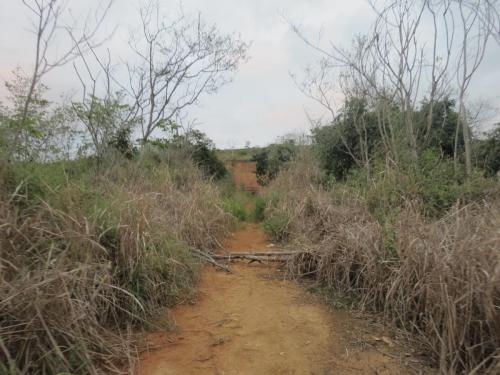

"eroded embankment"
[138,224,425,374]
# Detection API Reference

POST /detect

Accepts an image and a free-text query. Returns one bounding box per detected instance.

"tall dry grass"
[0,157,233,374]
[265,158,500,374]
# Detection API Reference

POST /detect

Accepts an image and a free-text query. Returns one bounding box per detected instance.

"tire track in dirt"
[138,224,424,374]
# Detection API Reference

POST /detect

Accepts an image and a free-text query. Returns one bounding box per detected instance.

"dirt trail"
[138,224,420,374]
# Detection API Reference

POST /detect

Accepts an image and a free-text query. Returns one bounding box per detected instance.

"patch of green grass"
[222,197,248,221]
[251,196,267,222]
[262,213,289,241]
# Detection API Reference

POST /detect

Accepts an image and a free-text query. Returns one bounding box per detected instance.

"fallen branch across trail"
[211,251,298,263]
[191,248,232,272]
[191,249,300,269]
[215,251,298,257]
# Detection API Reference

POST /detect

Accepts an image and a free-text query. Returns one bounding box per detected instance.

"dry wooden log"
[211,252,296,263]
[191,249,232,272]
[191,249,299,268]
[214,251,298,257]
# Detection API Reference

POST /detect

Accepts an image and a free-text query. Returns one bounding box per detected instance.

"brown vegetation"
[263,158,500,374]
[0,159,233,374]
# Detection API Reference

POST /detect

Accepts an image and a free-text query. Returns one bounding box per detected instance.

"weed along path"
[138,224,420,374]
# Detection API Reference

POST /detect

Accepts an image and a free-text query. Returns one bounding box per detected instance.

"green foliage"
[218,182,267,222]
[251,196,267,222]
[312,97,380,180]
[150,129,227,180]
[72,92,136,161]
[418,98,461,157]
[263,213,289,241]
[475,125,500,177]
[3,159,91,207]
[222,197,247,221]
[220,190,255,222]
[310,96,498,218]
[313,98,463,181]
[108,125,137,159]
[187,131,227,180]
[1,68,75,161]
[252,140,297,185]
[215,146,265,162]
[347,150,497,219]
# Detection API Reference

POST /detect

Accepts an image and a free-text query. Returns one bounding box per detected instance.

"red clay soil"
[227,161,261,192]
[138,224,428,374]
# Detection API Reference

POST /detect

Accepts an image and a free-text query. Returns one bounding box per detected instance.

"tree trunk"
[462,108,472,177]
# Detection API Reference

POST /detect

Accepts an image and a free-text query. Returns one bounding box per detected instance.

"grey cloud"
[1,0,498,147]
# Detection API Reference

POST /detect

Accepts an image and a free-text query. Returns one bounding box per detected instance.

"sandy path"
[138,224,421,374]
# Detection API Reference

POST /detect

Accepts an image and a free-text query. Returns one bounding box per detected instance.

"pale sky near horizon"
[1,0,499,148]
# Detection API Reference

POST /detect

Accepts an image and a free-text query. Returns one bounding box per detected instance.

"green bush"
[263,213,289,241]
[251,196,267,222]
[343,150,498,219]
[252,140,297,185]
[474,124,500,177]
[149,129,227,180]
[222,197,247,221]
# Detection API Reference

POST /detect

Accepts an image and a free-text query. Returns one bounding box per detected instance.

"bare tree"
[293,50,375,176]
[71,45,135,165]
[423,0,455,144]
[369,0,429,162]
[453,0,499,176]
[291,57,337,122]
[290,0,499,177]
[5,0,113,160]
[127,0,249,143]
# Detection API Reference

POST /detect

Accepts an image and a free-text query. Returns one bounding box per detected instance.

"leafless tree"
[291,57,337,122]
[338,65,373,176]
[423,0,455,143]
[369,0,428,162]
[5,0,113,160]
[127,0,249,143]
[292,34,382,171]
[71,44,136,165]
[290,0,429,164]
[290,0,499,176]
[453,0,500,176]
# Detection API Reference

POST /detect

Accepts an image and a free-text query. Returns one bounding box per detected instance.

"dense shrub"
[337,150,498,219]
[149,129,227,180]
[107,125,137,159]
[475,125,500,177]
[312,98,475,181]
[265,156,500,374]
[312,98,380,180]
[252,140,297,185]
[262,213,290,241]
[222,197,247,221]
[251,196,266,222]
[0,156,234,374]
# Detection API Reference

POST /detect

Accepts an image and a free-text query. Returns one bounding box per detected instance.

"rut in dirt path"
[138,224,420,375]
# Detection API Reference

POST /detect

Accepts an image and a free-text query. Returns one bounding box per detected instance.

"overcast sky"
[1,0,499,148]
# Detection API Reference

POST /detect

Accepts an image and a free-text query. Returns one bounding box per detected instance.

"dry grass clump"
[0,159,233,374]
[267,161,500,373]
[110,150,234,250]
[1,201,139,374]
